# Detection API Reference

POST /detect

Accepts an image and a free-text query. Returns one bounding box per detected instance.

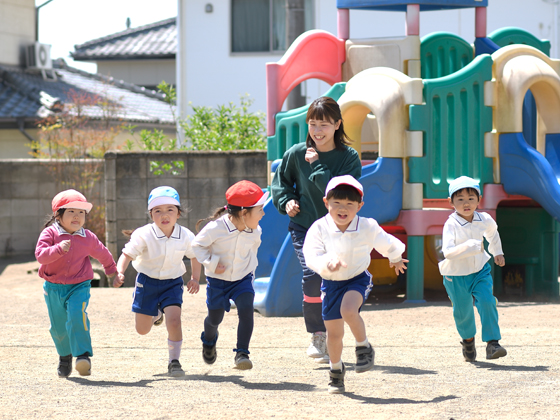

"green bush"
[182,95,266,151]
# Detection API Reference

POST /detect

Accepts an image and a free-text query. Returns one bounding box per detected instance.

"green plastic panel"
[494,207,559,298]
[267,83,346,161]
[420,32,474,79]
[408,54,494,199]
[488,27,551,56]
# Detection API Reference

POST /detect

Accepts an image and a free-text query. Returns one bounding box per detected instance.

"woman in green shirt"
[271,96,362,362]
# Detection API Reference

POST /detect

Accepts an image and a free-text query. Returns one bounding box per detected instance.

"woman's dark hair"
[43,208,67,228]
[196,204,254,232]
[305,96,352,150]
[326,184,362,203]
[122,205,183,237]
[450,187,480,201]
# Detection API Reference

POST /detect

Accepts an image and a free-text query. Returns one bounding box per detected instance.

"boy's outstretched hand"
[390,259,409,275]
[494,254,505,267]
[327,257,347,272]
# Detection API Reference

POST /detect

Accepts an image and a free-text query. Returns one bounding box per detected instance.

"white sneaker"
[307,332,327,358]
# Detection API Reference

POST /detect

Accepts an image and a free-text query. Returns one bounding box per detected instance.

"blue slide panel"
[359,157,403,224]
[499,132,560,222]
[255,198,289,278]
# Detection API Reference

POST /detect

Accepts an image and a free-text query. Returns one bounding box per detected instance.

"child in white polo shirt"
[192,180,268,370]
[303,175,407,394]
[114,186,202,377]
[439,176,507,363]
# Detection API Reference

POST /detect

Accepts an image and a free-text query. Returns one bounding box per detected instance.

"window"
[231,0,314,53]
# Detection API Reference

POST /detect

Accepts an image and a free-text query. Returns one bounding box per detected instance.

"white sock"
[330,360,343,371]
[356,338,369,347]
[168,339,182,362]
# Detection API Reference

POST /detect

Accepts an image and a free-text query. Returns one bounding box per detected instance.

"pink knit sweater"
[35,225,117,285]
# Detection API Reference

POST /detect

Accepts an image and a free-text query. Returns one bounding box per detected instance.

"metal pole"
[286,0,306,109]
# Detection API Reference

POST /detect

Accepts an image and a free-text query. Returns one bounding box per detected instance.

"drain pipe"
[17,119,37,153]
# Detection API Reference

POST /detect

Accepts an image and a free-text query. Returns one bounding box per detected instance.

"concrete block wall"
[0,151,267,286]
[0,159,105,257]
[105,150,267,286]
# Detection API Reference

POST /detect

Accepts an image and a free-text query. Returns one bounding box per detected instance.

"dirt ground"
[1,255,559,420]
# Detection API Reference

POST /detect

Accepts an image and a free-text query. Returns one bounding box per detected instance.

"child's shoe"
[57,355,72,378]
[233,350,253,370]
[201,331,218,364]
[355,345,375,373]
[328,363,346,394]
[168,359,185,377]
[153,309,164,326]
[486,340,507,359]
[307,332,327,359]
[461,338,476,362]
[75,354,91,376]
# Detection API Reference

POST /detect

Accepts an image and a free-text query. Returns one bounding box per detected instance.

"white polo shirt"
[303,214,405,281]
[438,211,504,276]
[192,215,262,281]
[122,223,196,280]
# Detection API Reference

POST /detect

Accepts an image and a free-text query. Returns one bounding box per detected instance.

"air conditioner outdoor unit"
[26,42,53,70]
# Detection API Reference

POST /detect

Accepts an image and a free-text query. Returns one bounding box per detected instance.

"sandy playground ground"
[1,255,560,420]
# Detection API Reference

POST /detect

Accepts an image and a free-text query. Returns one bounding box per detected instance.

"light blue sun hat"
[148,186,181,210]
[448,176,481,197]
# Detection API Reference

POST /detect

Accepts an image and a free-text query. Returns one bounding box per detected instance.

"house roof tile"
[0,60,175,125]
[72,17,177,61]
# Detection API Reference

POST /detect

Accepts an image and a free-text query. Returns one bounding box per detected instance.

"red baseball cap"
[52,189,93,213]
[226,180,269,208]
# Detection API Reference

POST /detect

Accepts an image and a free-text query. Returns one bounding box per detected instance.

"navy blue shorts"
[132,272,183,316]
[321,271,373,321]
[206,272,254,312]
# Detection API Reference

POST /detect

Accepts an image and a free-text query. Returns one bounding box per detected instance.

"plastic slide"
[253,158,404,317]
[500,132,560,223]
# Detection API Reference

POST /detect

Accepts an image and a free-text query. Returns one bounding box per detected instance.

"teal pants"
[43,280,93,357]
[443,263,501,343]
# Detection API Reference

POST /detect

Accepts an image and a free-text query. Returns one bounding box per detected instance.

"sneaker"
[75,355,91,376]
[168,359,185,377]
[355,345,375,373]
[307,332,327,359]
[57,355,72,378]
[315,354,330,364]
[486,340,507,359]
[201,331,218,365]
[461,338,477,362]
[328,363,346,394]
[153,309,164,326]
[234,351,253,370]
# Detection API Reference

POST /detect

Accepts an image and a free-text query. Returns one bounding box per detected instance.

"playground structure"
[254,0,560,317]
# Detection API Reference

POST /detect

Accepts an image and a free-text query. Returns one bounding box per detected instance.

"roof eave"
[71,54,176,62]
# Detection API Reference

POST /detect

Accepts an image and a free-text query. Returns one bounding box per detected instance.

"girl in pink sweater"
[35,189,117,378]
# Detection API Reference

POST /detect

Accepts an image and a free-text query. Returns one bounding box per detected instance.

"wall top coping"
[104,150,267,159]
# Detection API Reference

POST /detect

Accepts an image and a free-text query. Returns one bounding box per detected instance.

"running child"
[36,189,117,378]
[192,180,268,370]
[303,176,407,394]
[439,176,507,362]
[271,96,362,362]
[113,186,202,377]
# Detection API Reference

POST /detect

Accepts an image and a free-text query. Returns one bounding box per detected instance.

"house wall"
[0,0,35,66]
[0,129,38,158]
[97,59,176,88]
